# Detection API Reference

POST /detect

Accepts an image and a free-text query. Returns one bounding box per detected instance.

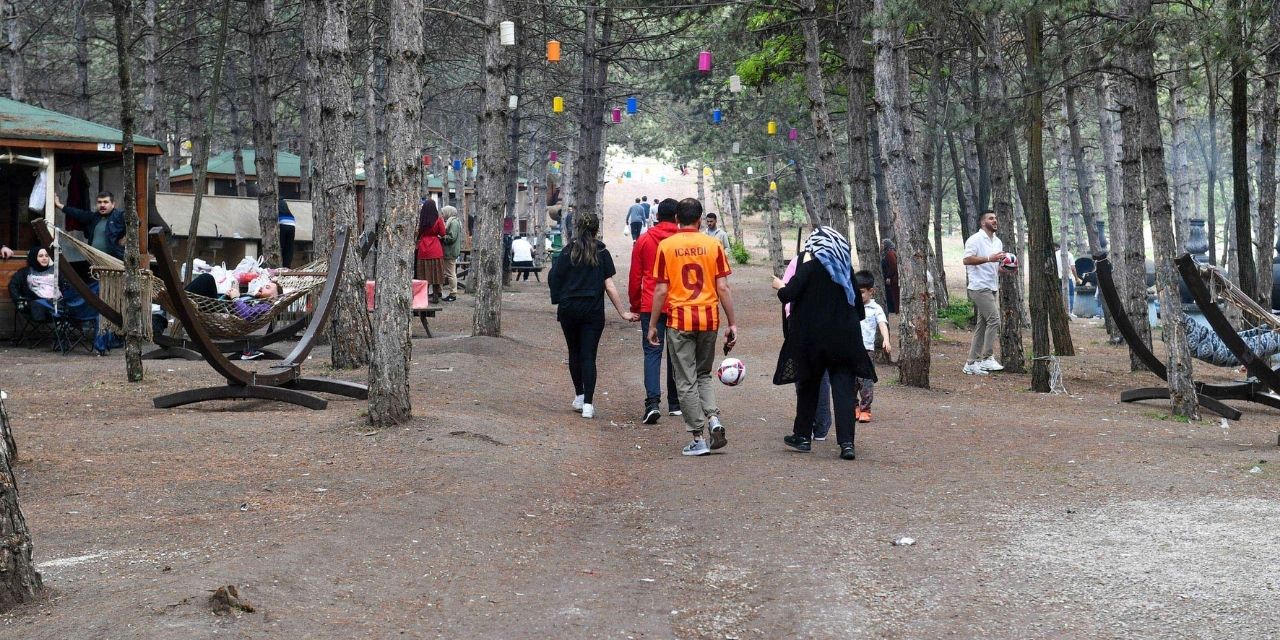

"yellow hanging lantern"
[767,120,778,136]
[553,96,564,113]
[547,39,561,62]
[617,175,624,184]
[465,157,474,170]
[769,181,777,191]
[703,166,712,177]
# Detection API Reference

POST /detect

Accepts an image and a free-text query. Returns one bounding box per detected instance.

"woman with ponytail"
[548,213,638,419]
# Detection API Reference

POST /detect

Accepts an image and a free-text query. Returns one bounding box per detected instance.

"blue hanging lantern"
[626,96,638,114]
[452,159,462,171]
[625,170,632,178]
[712,109,722,124]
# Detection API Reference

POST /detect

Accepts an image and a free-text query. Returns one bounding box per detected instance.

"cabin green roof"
[0,96,163,148]
[170,150,371,182]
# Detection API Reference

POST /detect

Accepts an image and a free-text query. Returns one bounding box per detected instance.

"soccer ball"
[717,357,746,386]
[1000,253,1019,273]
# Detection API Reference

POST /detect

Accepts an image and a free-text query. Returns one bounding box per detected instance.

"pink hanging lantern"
[788,127,798,141]
[697,50,712,74]
[612,107,622,123]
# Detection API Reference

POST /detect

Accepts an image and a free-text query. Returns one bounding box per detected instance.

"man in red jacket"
[630,198,681,424]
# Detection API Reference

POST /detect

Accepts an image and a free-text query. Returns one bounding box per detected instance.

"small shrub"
[730,239,750,265]
[938,299,974,330]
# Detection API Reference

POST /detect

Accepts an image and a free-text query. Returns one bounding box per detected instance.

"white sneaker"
[963,362,989,375]
[977,356,1004,371]
[682,437,710,456]
[582,403,594,419]
[669,409,683,416]
[572,395,585,412]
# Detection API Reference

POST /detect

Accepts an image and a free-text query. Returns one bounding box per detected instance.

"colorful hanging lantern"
[626,96,638,114]
[712,109,722,124]
[452,159,462,171]
[547,39,561,62]
[729,74,742,93]
[769,181,777,191]
[659,176,667,183]
[465,157,474,170]
[499,21,516,46]
[549,150,559,162]
[788,127,798,141]
[553,96,564,113]
[508,95,519,110]
[731,141,740,154]
[552,161,561,170]
[625,170,632,178]
[746,166,754,175]
[612,107,622,123]
[617,175,624,184]
[703,166,712,177]
[697,50,712,73]
[767,120,777,136]
[422,155,432,167]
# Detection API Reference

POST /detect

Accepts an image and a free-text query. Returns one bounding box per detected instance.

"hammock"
[44,222,327,340]
[1198,263,1280,332]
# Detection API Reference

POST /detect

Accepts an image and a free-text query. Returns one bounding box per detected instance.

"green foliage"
[730,239,751,265]
[938,299,974,330]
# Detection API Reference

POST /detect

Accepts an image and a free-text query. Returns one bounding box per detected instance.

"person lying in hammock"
[1182,315,1280,368]
[185,272,281,323]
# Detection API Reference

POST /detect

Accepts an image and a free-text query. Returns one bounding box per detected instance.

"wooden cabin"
[0,97,160,337]
[154,192,316,268]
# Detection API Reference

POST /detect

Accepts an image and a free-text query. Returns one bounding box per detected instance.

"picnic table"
[365,279,442,338]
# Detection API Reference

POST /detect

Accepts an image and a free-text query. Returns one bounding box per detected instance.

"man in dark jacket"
[56,191,126,259]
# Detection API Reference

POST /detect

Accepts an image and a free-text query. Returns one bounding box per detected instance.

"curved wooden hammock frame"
[1095,253,1280,423]
[33,220,306,361]
[145,226,367,409]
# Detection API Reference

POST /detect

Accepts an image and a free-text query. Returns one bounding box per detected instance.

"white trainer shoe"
[572,395,585,412]
[682,437,711,456]
[977,356,1004,371]
[963,362,990,375]
[582,403,594,419]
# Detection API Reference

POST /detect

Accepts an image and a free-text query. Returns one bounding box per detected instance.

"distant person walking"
[441,205,462,302]
[278,197,296,268]
[549,213,638,419]
[880,238,899,314]
[648,198,738,457]
[627,198,647,241]
[511,234,535,281]
[704,212,731,253]
[962,210,1007,375]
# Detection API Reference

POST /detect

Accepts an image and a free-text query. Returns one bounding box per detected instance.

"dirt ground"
[3,196,1280,638]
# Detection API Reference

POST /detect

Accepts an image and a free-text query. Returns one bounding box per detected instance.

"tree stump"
[0,391,42,609]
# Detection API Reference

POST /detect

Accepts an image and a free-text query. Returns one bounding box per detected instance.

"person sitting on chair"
[1182,315,1280,368]
[14,245,103,353]
[24,247,62,302]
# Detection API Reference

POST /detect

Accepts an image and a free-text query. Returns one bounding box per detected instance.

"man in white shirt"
[510,234,535,281]
[962,210,1008,375]
[1053,242,1082,316]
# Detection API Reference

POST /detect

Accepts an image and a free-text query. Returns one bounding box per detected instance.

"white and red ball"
[717,357,746,386]
[1000,253,1019,273]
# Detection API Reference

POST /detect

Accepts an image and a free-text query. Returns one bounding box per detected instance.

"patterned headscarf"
[803,226,857,306]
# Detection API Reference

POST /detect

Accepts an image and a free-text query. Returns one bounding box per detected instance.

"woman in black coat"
[772,227,877,460]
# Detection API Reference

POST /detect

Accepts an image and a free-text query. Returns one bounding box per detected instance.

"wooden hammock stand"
[1095,253,1280,422]
[32,220,308,361]
[142,226,366,409]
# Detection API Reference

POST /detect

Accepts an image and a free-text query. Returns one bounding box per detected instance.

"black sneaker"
[783,435,812,452]
[642,404,661,425]
[839,443,856,460]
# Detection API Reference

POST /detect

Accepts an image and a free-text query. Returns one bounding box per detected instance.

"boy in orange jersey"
[647,198,739,456]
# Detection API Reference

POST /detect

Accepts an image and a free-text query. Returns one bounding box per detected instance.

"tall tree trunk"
[868,118,893,244]
[983,12,1026,374]
[729,182,743,245]
[504,31,523,229]
[367,0,423,427]
[110,0,145,382]
[74,0,91,119]
[306,0,372,367]
[1064,82,1102,253]
[873,0,930,388]
[142,0,160,190]
[1095,73,1126,335]
[3,0,23,100]
[227,62,249,198]
[696,164,705,206]
[0,393,40,608]
[1049,117,1076,313]
[792,154,820,228]
[1204,51,1219,264]
[1130,0,1198,418]
[572,8,610,228]
[1169,70,1193,252]
[765,156,785,276]
[181,0,232,283]
[247,0,281,267]
[931,132,949,308]
[845,0,882,292]
[1258,0,1280,310]
[948,131,973,242]
[1116,72,1153,371]
[1023,10,1072,393]
[1229,0,1257,300]
[472,0,512,337]
[800,0,848,232]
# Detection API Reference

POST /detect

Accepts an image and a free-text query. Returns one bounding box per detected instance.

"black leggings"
[280,223,296,268]
[186,273,220,298]
[793,366,857,445]
[560,313,605,403]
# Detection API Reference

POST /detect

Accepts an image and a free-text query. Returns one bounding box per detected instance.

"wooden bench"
[414,307,442,338]
[511,265,545,282]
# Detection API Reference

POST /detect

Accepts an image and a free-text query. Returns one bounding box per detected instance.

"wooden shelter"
[0,97,160,336]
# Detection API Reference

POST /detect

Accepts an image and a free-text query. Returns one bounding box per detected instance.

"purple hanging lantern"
[612,107,622,123]
[549,150,558,162]
[788,127,798,141]
[697,50,712,73]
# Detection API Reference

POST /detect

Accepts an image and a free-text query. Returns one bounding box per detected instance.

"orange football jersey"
[652,229,732,331]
